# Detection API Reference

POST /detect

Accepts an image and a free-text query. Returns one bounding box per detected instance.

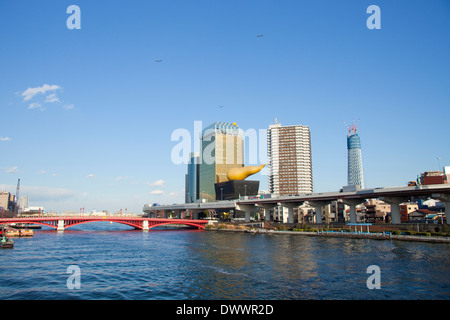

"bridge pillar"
[342,200,363,224]
[192,210,200,220]
[256,204,276,221]
[236,204,257,222]
[431,194,450,225]
[380,197,409,224]
[57,220,65,231]
[308,201,331,224]
[280,203,303,224]
[142,220,149,231]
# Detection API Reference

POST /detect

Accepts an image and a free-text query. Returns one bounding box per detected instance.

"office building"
[199,122,244,201]
[18,196,29,213]
[185,152,200,203]
[267,119,313,195]
[0,190,16,213]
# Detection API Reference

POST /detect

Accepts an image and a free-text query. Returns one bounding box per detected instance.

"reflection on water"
[0,222,449,300]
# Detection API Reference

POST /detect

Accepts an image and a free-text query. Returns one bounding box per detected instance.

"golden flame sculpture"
[227,164,266,181]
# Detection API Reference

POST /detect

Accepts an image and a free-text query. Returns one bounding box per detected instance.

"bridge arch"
[0,217,207,231]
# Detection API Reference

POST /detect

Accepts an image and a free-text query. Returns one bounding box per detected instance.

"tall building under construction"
[346,122,364,189]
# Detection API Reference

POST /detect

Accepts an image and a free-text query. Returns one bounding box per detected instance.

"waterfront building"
[199,122,244,201]
[185,152,200,203]
[364,199,390,223]
[267,119,313,195]
[399,202,419,222]
[346,124,364,189]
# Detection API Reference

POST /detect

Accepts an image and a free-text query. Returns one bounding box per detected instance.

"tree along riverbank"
[204,222,450,244]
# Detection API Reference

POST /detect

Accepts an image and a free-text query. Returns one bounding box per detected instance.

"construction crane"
[343,119,360,136]
[15,179,20,215]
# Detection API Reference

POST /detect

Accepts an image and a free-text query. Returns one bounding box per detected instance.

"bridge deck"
[0,216,208,231]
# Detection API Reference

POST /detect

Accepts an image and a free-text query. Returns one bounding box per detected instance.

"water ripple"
[1,225,449,300]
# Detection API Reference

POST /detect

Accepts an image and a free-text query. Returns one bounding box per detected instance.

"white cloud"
[150,190,164,195]
[0,137,11,141]
[4,166,19,173]
[37,170,47,174]
[45,93,60,103]
[0,184,78,203]
[28,102,44,111]
[115,176,129,181]
[149,179,165,186]
[22,84,61,101]
[86,174,95,178]
[63,104,74,110]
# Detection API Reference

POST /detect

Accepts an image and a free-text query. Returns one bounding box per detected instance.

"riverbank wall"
[205,222,450,244]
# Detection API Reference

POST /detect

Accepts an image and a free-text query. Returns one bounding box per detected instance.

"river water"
[0,222,449,300]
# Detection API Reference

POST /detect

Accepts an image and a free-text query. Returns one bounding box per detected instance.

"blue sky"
[1,0,449,213]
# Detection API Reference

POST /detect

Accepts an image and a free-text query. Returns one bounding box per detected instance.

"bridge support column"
[343,200,363,224]
[142,220,149,231]
[280,203,303,224]
[308,201,331,224]
[192,210,200,220]
[380,197,409,224]
[57,220,65,231]
[256,204,276,221]
[236,204,256,222]
[432,194,450,225]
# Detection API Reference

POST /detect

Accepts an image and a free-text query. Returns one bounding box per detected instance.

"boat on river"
[5,228,20,238]
[1,226,14,248]
[9,223,41,230]
[1,236,14,248]
[19,229,34,237]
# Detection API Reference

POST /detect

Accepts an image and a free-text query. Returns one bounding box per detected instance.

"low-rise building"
[400,202,419,222]
[364,199,390,223]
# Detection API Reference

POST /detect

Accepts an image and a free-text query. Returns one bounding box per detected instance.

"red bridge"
[0,216,208,231]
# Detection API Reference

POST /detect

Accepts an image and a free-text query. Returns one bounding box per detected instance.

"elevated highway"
[143,184,450,224]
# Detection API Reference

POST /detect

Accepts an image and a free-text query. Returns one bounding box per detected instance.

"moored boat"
[1,236,14,248]
[19,229,34,237]
[5,228,20,238]
[10,223,41,230]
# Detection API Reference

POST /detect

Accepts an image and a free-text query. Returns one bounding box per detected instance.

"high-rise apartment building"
[267,120,313,195]
[199,122,244,201]
[347,126,364,189]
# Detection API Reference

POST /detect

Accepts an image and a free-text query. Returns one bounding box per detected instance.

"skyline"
[1,0,449,213]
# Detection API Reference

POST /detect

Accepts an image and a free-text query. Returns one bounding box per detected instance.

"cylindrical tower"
[347,133,364,188]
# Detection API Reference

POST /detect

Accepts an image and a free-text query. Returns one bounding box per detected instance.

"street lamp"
[220,188,223,201]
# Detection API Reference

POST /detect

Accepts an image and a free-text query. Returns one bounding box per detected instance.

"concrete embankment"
[205,224,450,244]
